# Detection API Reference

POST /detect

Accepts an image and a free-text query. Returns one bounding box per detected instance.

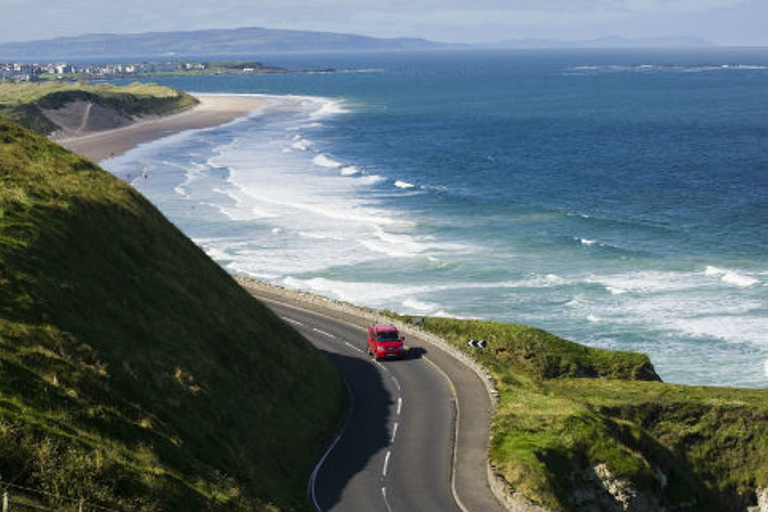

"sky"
[0,0,766,46]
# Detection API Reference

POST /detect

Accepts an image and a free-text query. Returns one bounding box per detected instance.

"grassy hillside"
[0,81,198,134]
[0,116,344,511]
[388,315,768,512]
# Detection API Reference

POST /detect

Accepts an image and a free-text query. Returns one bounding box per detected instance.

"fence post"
[78,498,85,512]
[2,491,8,512]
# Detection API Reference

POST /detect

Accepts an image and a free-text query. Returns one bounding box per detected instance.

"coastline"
[46,84,768,511]
[54,93,268,162]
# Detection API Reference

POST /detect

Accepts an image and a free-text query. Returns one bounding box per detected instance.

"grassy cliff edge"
[385,314,768,512]
[0,82,198,135]
[0,116,343,511]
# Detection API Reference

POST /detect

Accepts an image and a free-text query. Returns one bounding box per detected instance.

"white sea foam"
[579,238,597,246]
[587,271,703,294]
[282,276,431,307]
[704,266,760,288]
[394,180,416,189]
[291,138,313,151]
[313,154,343,168]
[764,359,768,381]
[360,225,427,258]
[360,174,386,184]
[570,64,768,74]
[574,268,768,350]
[402,298,440,313]
[309,98,349,120]
[287,122,323,131]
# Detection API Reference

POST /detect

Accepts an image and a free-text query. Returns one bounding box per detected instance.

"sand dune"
[55,94,268,162]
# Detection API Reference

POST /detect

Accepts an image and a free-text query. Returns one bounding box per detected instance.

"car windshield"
[377,331,400,342]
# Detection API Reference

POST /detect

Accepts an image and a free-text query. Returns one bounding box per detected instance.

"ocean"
[103,49,768,387]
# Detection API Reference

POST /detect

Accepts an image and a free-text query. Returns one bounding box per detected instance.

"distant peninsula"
[1,60,334,83]
[0,26,452,60]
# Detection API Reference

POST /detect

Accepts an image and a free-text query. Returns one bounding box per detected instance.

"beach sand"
[55,94,268,162]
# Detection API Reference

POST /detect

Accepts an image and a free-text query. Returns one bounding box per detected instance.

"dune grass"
[387,314,768,511]
[0,116,344,511]
[0,81,198,134]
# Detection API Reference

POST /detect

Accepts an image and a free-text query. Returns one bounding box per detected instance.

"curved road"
[248,285,507,512]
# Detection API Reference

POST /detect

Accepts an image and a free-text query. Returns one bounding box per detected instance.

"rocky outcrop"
[488,465,551,512]
[569,463,664,512]
[748,488,768,512]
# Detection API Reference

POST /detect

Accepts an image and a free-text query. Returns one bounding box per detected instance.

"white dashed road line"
[344,341,364,354]
[382,450,391,477]
[312,328,336,338]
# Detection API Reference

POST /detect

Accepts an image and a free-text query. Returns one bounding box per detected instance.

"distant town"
[0,60,334,82]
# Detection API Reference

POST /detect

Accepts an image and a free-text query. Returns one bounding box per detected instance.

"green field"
[387,315,768,512]
[0,117,344,511]
[0,81,198,134]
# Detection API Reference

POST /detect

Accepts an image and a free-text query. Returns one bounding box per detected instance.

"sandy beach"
[55,94,268,162]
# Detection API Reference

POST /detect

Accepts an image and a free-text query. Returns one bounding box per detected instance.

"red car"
[367,324,406,360]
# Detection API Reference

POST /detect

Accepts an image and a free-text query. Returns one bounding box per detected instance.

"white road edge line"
[391,422,399,444]
[396,397,403,415]
[263,297,468,512]
[383,450,391,477]
[382,487,395,512]
[308,379,353,512]
[282,317,304,326]
[424,356,471,512]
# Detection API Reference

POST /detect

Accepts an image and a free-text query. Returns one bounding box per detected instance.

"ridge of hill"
[0,116,344,511]
[0,26,452,60]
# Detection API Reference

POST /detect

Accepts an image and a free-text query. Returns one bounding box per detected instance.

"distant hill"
[0,26,453,60]
[479,36,714,49]
[0,116,344,511]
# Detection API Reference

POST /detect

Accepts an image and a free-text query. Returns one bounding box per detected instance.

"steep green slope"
[0,117,344,511]
[388,315,768,512]
[0,82,198,134]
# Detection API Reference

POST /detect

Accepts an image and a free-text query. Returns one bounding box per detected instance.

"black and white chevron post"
[467,339,487,349]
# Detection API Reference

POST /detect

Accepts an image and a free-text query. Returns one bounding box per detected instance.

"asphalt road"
[249,287,507,512]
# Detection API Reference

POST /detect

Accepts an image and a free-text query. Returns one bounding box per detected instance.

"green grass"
[387,314,768,512]
[0,82,198,135]
[0,117,344,511]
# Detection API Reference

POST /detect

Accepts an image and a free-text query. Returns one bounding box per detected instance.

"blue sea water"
[103,49,768,387]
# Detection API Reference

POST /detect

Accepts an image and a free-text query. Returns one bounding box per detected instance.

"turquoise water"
[104,49,768,387]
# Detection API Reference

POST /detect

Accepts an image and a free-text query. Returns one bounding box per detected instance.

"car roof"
[371,323,398,332]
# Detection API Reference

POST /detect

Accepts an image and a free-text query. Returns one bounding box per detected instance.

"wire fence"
[0,480,129,512]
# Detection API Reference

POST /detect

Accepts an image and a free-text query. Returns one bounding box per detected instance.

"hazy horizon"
[1,0,766,47]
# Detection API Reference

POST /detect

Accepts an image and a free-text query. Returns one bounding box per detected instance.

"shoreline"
[50,87,767,389]
[55,93,269,162]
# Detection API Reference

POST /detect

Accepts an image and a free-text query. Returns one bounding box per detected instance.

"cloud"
[621,0,755,12]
